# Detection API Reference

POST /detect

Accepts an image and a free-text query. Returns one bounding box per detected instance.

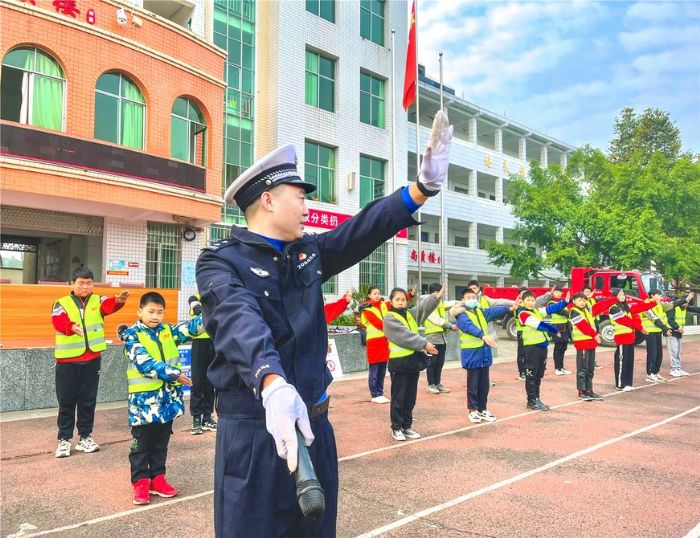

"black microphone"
[188,295,202,316]
[294,429,325,520]
[117,324,128,342]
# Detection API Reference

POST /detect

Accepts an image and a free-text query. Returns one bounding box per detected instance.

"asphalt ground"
[2,337,699,538]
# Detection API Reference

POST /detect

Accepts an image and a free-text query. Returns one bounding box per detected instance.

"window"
[322,275,338,294]
[306,0,334,22]
[359,155,385,208]
[454,236,469,248]
[359,243,386,291]
[360,72,385,128]
[305,141,336,203]
[454,186,468,195]
[305,50,335,112]
[94,72,145,150]
[1,47,65,130]
[146,222,181,289]
[171,97,207,165]
[208,223,232,245]
[360,0,384,45]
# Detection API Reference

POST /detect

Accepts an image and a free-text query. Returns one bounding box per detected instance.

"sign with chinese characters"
[410,249,441,264]
[306,208,408,239]
[21,0,96,24]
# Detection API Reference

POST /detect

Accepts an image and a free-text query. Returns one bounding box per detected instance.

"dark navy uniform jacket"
[196,188,418,408]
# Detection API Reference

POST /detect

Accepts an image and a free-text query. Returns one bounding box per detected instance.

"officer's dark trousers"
[466,366,490,411]
[576,348,595,391]
[367,361,387,397]
[551,327,568,370]
[55,357,101,440]
[190,338,216,417]
[645,332,664,374]
[129,421,172,482]
[516,333,525,375]
[426,343,446,385]
[614,343,635,388]
[215,396,338,537]
[523,345,547,402]
[389,370,420,430]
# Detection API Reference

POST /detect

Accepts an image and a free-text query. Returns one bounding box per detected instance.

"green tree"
[608,107,682,165]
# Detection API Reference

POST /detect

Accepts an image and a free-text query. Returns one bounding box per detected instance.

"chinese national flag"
[402,1,417,110]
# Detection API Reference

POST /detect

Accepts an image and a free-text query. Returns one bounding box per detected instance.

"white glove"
[419,109,453,192]
[261,377,314,473]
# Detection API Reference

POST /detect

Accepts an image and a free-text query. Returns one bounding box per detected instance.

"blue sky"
[415,0,700,153]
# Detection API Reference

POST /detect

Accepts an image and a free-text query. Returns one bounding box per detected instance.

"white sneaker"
[402,428,421,439]
[425,385,440,394]
[655,374,668,382]
[622,385,634,392]
[435,384,451,393]
[55,439,71,458]
[391,429,406,441]
[479,410,497,422]
[679,370,690,376]
[75,436,100,453]
[646,374,657,383]
[555,369,565,376]
[371,396,390,404]
[468,411,482,423]
[561,369,573,375]
[669,370,682,377]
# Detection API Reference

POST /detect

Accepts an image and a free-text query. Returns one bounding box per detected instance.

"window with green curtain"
[306,0,334,23]
[359,243,386,291]
[305,50,334,112]
[94,72,145,149]
[360,0,384,45]
[360,72,385,128]
[305,140,336,203]
[359,155,385,208]
[1,47,65,131]
[171,97,207,165]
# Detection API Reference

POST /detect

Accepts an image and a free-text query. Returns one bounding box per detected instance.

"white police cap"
[223,144,317,210]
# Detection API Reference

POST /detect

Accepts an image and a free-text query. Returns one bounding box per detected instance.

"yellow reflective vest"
[126,325,182,393]
[459,308,488,349]
[361,302,389,341]
[674,306,687,328]
[424,301,448,335]
[570,306,595,342]
[547,300,569,324]
[54,294,107,359]
[610,307,634,336]
[521,308,549,346]
[386,311,419,359]
[642,303,668,333]
[190,293,210,340]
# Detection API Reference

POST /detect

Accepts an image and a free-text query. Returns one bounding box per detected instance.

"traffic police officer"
[196,112,453,536]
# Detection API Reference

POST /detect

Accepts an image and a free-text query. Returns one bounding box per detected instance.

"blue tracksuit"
[456,306,510,369]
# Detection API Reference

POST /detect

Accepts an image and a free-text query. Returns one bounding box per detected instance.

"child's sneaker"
[371,396,391,404]
[679,370,690,376]
[578,391,592,401]
[402,428,421,439]
[669,369,682,377]
[594,363,603,369]
[150,474,177,498]
[587,391,604,401]
[479,410,496,422]
[425,385,440,394]
[391,429,406,441]
[202,416,218,432]
[132,478,150,505]
[646,374,656,383]
[518,373,526,381]
[75,436,100,453]
[561,368,573,375]
[468,411,482,423]
[655,373,668,382]
[191,417,203,435]
[555,369,565,376]
[55,439,71,458]
[435,384,450,393]
[622,385,634,392]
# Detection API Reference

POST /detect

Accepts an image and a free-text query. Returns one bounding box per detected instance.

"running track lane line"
[355,404,700,538]
[18,374,698,537]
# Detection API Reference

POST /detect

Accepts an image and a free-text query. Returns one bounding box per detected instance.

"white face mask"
[465,299,479,309]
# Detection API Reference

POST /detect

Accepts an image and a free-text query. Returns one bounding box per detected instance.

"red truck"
[481,267,670,347]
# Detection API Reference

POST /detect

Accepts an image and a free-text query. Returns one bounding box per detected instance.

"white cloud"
[624,1,700,23]
[619,24,700,52]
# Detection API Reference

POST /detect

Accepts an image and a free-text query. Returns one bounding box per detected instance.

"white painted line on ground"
[20,373,698,536]
[356,404,700,538]
[684,521,700,538]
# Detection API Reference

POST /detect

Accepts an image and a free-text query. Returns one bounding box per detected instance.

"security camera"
[116,7,128,26]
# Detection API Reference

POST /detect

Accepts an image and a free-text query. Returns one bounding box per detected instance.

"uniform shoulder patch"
[203,238,235,252]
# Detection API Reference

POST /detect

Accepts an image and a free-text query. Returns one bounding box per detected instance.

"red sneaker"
[132,478,150,505]
[150,474,177,498]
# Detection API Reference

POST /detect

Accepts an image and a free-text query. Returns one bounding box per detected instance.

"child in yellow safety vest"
[450,289,518,424]
[666,293,698,377]
[122,291,203,506]
[382,283,446,442]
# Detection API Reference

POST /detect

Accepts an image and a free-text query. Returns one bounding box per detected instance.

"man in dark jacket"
[197,112,452,537]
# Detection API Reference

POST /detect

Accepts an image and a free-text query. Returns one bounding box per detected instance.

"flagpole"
[439,51,446,297]
[415,0,422,295]
[390,29,397,289]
